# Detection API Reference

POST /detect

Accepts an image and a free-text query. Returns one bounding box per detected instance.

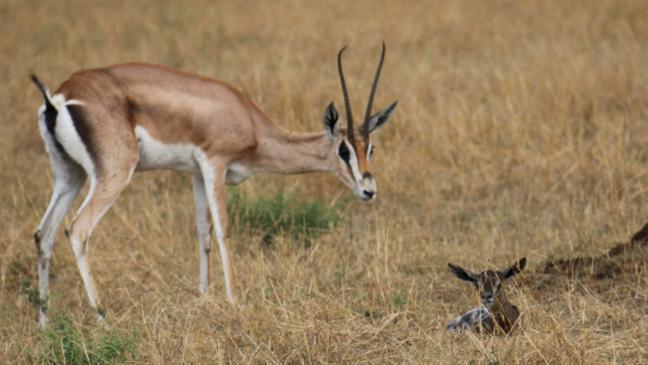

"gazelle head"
[322,43,398,201]
[448,258,527,307]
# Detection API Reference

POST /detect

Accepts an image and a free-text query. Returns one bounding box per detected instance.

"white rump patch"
[135,126,200,174]
[51,94,95,176]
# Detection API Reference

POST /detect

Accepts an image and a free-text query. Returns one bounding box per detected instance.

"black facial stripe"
[338,141,350,161]
[339,140,356,178]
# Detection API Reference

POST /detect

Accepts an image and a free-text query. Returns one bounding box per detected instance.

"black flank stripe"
[67,105,100,171]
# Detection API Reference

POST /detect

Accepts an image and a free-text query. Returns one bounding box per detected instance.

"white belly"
[135,126,200,174]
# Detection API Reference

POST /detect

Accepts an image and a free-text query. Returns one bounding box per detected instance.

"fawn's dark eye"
[338,142,350,161]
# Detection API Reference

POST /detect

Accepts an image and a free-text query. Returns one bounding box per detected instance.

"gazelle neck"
[492,289,512,310]
[252,126,332,175]
[491,289,519,328]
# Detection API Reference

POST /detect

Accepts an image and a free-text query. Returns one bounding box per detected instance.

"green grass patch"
[227,190,345,245]
[34,314,140,365]
[393,290,407,311]
[21,277,45,309]
[20,279,140,364]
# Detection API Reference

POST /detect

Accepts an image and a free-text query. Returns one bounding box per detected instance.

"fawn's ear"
[448,263,477,283]
[500,257,527,280]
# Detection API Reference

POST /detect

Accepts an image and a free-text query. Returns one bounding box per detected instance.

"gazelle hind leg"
[34,159,85,327]
[192,175,212,294]
[446,306,490,333]
[66,169,134,319]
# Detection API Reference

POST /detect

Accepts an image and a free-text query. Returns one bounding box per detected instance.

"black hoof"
[97,307,107,319]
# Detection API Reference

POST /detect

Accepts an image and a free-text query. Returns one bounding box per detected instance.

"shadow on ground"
[533,223,648,305]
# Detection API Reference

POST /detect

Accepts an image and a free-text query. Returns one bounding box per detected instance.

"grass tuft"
[227,190,345,245]
[21,277,45,309]
[32,314,139,365]
[20,279,139,364]
[393,290,407,311]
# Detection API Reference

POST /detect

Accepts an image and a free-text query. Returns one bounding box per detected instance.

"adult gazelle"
[30,44,397,326]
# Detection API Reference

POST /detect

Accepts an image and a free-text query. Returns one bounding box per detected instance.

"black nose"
[363,190,375,198]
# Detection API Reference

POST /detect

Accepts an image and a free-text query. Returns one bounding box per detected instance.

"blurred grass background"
[1,0,647,363]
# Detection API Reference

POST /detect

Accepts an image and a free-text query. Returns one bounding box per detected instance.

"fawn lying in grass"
[446,258,527,334]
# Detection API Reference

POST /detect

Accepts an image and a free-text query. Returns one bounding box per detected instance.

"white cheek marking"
[345,140,363,183]
[135,126,200,174]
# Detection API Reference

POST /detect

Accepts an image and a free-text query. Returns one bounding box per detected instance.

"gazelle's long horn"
[362,42,386,137]
[337,46,354,138]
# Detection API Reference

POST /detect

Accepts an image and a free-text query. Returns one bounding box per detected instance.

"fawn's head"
[447,258,527,307]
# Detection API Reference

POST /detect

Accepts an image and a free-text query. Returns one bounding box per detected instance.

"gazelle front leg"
[192,175,212,294]
[196,155,236,303]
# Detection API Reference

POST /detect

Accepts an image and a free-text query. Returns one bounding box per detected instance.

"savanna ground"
[1,0,648,363]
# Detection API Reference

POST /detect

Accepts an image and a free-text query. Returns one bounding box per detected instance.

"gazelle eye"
[338,142,350,161]
[368,145,375,157]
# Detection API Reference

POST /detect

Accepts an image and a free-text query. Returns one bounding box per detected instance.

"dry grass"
[1,0,648,363]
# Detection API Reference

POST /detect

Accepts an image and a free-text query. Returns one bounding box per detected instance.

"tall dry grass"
[1,0,647,363]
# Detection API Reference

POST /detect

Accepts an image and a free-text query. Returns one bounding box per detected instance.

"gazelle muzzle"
[358,172,377,201]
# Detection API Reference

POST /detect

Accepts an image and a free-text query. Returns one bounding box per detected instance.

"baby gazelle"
[446,257,527,335]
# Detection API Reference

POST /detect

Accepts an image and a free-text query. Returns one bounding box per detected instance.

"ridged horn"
[362,42,386,137]
[337,46,354,138]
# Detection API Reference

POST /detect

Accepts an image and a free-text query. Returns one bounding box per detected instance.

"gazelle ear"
[500,257,527,280]
[448,263,477,283]
[365,100,398,134]
[323,102,340,139]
